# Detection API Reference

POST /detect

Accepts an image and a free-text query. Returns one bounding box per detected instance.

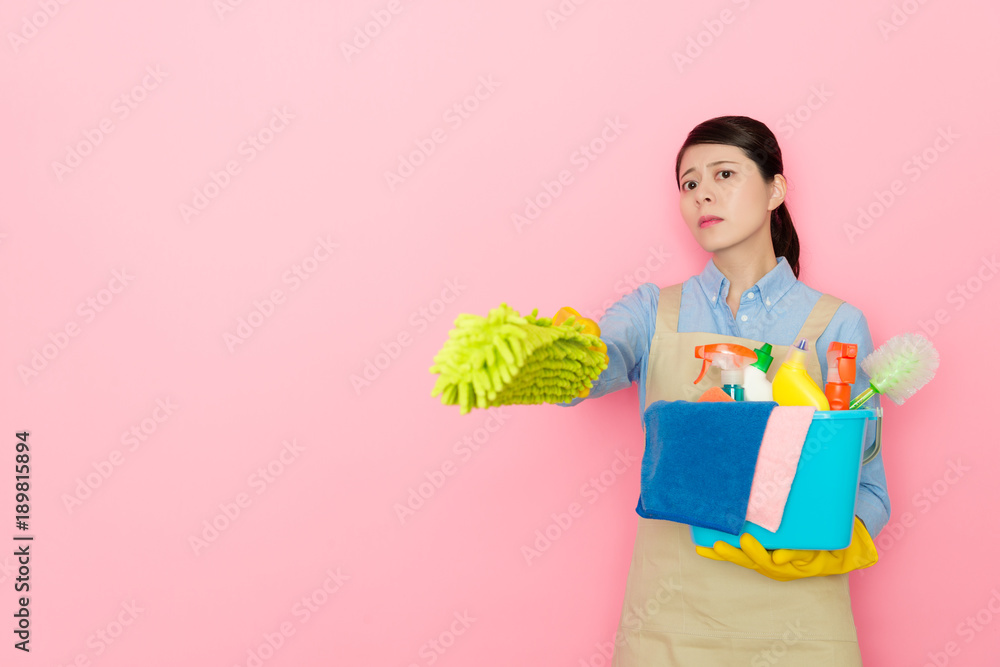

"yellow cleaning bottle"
[772,338,831,410]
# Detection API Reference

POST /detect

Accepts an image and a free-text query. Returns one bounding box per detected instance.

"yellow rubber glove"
[695,517,878,582]
[552,307,608,398]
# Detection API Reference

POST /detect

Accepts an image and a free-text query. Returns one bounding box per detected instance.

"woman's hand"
[695,517,878,581]
[552,307,608,398]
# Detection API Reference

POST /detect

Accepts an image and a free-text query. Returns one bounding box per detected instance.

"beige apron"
[611,284,863,666]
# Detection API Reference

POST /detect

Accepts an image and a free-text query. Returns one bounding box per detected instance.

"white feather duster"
[852,333,940,408]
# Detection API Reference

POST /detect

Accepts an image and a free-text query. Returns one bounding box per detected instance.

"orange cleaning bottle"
[825,342,858,410]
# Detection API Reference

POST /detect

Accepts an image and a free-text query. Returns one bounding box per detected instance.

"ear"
[767,174,787,212]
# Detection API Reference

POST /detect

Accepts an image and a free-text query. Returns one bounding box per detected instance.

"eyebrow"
[680,160,740,180]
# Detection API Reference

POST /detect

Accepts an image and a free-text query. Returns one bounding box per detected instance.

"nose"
[696,183,714,205]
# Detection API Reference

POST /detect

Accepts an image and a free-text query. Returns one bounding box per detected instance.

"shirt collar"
[695,256,797,313]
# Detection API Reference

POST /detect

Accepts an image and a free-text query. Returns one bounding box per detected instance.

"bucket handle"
[861,407,883,465]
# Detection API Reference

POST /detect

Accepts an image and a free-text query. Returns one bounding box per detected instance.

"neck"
[712,244,779,300]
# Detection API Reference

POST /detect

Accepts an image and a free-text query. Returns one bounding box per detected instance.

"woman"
[562,116,890,665]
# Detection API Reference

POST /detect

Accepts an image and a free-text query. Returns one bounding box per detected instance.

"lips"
[699,216,722,228]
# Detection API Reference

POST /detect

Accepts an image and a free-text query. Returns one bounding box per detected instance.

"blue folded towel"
[636,400,777,534]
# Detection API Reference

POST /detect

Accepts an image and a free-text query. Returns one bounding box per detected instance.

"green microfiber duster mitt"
[429,304,609,414]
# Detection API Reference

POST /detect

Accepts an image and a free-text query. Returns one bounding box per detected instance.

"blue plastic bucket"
[690,409,874,551]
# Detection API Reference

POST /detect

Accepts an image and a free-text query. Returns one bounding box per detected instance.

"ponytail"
[770,202,800,278]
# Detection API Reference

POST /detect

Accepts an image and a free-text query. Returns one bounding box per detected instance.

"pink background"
[2,0,998,665]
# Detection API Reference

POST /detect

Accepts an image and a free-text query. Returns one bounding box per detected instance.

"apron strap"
[657,284,684,334]
[795,294,844,344]
[657,283,843,342]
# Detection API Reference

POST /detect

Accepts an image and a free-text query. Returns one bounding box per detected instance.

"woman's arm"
[844,310,892,540]
[559,284,659,406]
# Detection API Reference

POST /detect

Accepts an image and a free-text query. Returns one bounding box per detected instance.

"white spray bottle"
[693,343,758,401]
[743,343,775,401]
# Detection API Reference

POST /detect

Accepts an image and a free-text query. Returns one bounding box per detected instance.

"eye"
[718,170,733,179]
[682,180,697,191]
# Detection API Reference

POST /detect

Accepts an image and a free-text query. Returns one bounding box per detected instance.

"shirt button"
[747,293,755,300]
[741,315,748,322]
[712,296,717,302]
[765,298,771,306]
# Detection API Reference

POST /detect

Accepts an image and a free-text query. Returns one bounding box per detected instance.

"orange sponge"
[697,387,735,402]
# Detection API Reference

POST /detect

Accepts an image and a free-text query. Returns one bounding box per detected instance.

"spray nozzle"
[780,337,813,369]
[693,343,758,385]
[826,342,858,385]
[750,343,774,373]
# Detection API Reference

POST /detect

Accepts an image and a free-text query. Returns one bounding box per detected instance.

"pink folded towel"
[745,406,816,532]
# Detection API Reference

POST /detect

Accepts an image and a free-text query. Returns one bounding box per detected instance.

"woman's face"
[677,143,785,256]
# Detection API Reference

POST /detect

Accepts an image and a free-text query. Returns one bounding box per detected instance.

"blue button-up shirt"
[564,256,891,538]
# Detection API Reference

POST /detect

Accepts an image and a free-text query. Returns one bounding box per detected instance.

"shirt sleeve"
[558,284,658,407]
[844,310,892,539]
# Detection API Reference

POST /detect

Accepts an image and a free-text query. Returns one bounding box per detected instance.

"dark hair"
[674,116,800,278]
